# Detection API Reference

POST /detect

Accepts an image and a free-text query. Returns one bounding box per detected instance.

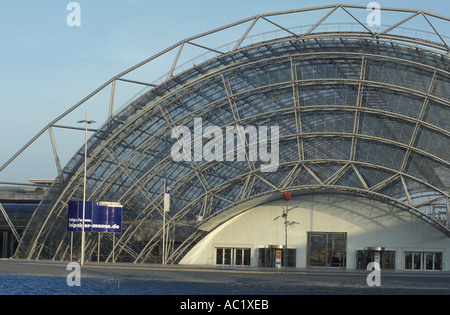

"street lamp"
[77,113,96,266]
[274,192,299,271]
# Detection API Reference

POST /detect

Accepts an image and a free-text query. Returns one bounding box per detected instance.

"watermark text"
[171,118,279,172]
[66,262,81,286]
[366,262,381,287]
[66,2,81,27]
[367,2,381,28]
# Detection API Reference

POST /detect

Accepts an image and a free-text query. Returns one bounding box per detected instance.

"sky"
[0,0,448,184]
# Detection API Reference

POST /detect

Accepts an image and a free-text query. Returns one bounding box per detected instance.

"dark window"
[216,248,251,266]
[307,232,347,268]
[356,250,396,270]
[404,252,442,271]
[257,248,296,267]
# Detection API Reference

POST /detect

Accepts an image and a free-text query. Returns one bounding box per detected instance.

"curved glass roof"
[13,5,449,263]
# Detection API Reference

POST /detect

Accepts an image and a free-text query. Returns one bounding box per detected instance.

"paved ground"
[1,258,449,293]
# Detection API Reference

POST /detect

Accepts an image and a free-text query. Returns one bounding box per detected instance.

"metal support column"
[0,203,20,243]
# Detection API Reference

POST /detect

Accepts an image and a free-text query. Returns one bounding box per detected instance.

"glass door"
[404,252,443,271]
[329,233,346,267]
[307,232,347,268]
[308,234,327,267]
[216,248,251,266]
[257,247,296,267]
[356,249,396,270]
[234,248,250,266]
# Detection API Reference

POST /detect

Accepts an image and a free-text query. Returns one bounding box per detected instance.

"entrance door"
[356,248,396,270]
[234,248,251,266]
[258,247,296,267]
[404,252,442,271]
[216,248,250,266]
[307,232,347,268]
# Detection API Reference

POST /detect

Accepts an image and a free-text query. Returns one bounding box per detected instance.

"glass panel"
[434,253,442,271]
[243,249,251,266]
[224,248,231,265]
[308,232,346,268]
[356,250,366,270]
[286,249,296,267]
[235,249,243,265]
[258,247,295,267]
[329,234,345,267]
[405,252,412,269]
[258,248,267,267]
[216,247,251,266]
[413,252,422,270]
[382,251,396,270]
[309,234,327,267]
[357,250,396,270]
[216,248,223,265]
[405,251,444,271]
[425,253,434,270]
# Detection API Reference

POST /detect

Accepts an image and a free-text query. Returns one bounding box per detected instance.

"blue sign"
[67,201,122,233]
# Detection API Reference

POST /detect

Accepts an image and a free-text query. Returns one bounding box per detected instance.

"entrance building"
[180,193,450,271]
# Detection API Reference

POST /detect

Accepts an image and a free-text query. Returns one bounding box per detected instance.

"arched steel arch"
[11,5,450,263]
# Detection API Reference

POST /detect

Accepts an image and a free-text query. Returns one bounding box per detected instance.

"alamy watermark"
[170,118,279,172]
[65,2,381,30]
[366,262,381,287]
[66,262,81,286]
[66,2,81,27]
[367,2,381,28]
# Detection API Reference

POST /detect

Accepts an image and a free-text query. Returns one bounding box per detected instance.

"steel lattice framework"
[8,5,450,263]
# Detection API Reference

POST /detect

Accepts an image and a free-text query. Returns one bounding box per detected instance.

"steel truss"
[2,5,448,262]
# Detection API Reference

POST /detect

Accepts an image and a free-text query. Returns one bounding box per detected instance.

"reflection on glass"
[307,232,347,268]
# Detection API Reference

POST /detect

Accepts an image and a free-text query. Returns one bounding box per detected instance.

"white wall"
[180,193,450,271]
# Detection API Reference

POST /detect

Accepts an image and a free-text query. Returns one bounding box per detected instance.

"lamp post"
[274,192,298,271]
[77,114,96,266]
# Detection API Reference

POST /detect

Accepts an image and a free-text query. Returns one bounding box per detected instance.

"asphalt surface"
[1,259,449,293]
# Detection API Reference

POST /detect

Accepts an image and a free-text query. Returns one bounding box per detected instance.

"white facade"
[180,193,449,271]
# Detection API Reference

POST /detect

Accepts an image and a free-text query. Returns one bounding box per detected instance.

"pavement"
[1,258,450,293]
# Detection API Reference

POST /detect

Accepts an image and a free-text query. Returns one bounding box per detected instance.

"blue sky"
[0,0,448,183]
